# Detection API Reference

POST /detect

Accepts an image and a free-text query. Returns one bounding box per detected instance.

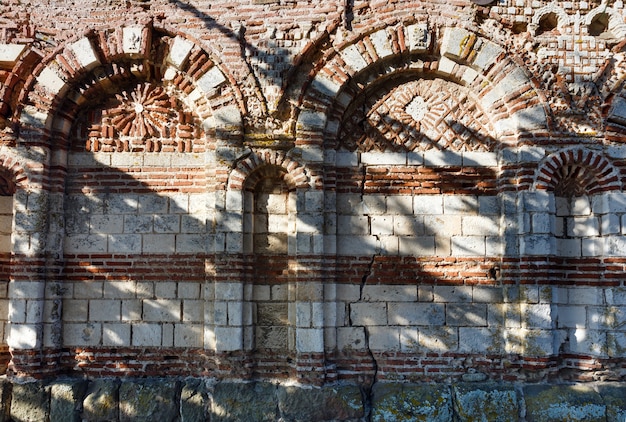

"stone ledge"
[1,378,626,421]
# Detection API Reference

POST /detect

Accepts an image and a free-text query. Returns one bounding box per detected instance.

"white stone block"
[388,303,445,325]
[368,326,400,351]
[472,40,504,71]
[423,150,462,166]
[142,234,175,253]
[197,66,227,93]
[64,234,107,253]
[340,44,368,72]
[174,323,203,347]
[393,215,423,236]
[424,215,462,236]
[384,196,412,215]
[143,299,181,322]
[557,305,586,328]
[167,36,194,68]
[557,238,581,257]
[361,152,406,165]
[63,323,101,346]
[531,213,553,234]
[336,151,358,167]
[462,151,498,167]
[296,328,324,352]
[371,216,393,235]
[0,44,26,67]
[462,215,499,236]
[89,300,120,321]
[414,195,443,215]
[444,195,479,215]
[522,303,553,329]
[569,328,606,356]
[337,326,366,350]
[437,56,456,75]
[362,285,417,302]
[215,283,243,301]
[70,37,100,70]
[609,192,626,212]
[370,29,393,57]
[459,327,499,353]
[337,215,368,235]
[451,236,486,256]
[434,285,472,303]
[520,234,554,255]
[350,302,387,325]
[571,196,591,215]
[311,73,341,98]
[103,323,131,346]
[132,323,161,346]
[406,23,430,52]
[123,27,144,54]
[602,214,620,235]
[440,27,471,60]
[297,110,326,130]
[398,236,435,256]
[37,66,68,95]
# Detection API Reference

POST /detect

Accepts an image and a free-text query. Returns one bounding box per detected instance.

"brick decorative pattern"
[0,0,625,387]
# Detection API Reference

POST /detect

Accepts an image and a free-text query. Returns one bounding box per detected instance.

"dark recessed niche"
[588,13,610,36]
[512,21,528,34]
[538,12,559,35]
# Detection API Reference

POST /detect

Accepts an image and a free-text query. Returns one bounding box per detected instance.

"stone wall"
[0,378,625,422]
[0,0,626,395]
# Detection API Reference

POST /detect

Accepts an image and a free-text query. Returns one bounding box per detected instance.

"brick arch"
[229,150,310,191]
[294,23,547,147]
[18,25,243,145]
[534,148,621,195]
[530,4,570,34]
[0,153,29,192]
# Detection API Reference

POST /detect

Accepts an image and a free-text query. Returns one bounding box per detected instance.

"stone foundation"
[1,378,625,421]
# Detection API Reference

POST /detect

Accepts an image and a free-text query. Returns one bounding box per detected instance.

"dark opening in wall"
[538,12,559,35]
[512,21,528,34]
[588,13,610,37]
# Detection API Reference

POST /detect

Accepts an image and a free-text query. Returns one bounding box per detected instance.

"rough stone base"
[1,378,625,421]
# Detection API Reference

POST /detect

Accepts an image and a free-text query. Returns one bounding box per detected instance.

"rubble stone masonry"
[2,0,626,419]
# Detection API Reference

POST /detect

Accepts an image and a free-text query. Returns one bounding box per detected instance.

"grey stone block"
[10,381,50,422]
[370,383,452,421]
[524,384,606,422]
[277,384,364,421]
[453,383,519,421]
[119,379,179,422]
[50,380,88,422]
[181,379,209,422]
[0,380,10,422]
[82,379,120,422]
[211,382,278,422]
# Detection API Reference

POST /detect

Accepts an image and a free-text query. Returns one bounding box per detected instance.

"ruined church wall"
[0,0,625,390]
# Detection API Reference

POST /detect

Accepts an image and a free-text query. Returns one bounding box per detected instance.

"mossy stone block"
[211,382,278,422]
[119,379,179,422]
[453,383,519,421]
[370,383,452,421]
[524,384,606,422]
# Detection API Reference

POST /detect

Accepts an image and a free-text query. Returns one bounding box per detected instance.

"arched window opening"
[552,165,599,257]
[243,165,296,375]
[588,13,610,37]
[538,12,559,35]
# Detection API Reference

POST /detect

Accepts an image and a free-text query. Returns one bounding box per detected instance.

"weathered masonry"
[2,0,626,419]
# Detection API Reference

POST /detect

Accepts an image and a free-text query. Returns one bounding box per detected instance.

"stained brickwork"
[0,0,625,390]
